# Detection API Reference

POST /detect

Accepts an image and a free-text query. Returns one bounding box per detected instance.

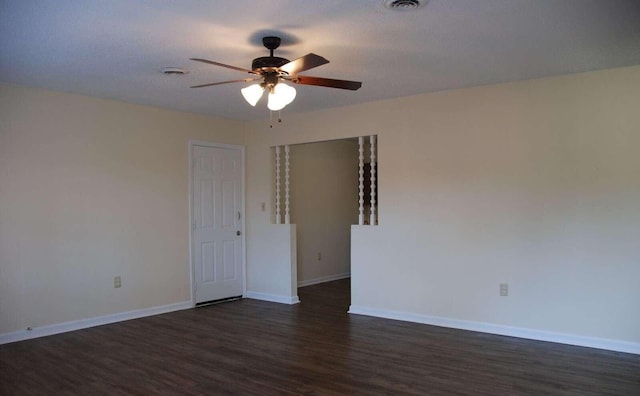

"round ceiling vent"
[384,0,427,11]
[161,67,189,76]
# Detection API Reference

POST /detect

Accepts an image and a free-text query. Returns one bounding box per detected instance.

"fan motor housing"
[251,56,290,72]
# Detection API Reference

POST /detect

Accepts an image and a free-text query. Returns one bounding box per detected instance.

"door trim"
[188,140,246,307]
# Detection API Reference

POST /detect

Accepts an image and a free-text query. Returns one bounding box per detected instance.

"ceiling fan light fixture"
[241,83,264,106]
[267,82,297,111]
[190,35,361,119]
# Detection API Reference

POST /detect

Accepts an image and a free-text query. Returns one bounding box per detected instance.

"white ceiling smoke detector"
[160,67,189,76]
[384,0,428,11]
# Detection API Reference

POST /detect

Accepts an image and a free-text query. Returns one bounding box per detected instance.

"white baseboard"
[0,301,192,345]
[348,305,640,355]
[297,272,351,288]
[246,291,300,305]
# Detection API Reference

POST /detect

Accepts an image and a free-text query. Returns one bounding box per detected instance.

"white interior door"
[192,144,243,304]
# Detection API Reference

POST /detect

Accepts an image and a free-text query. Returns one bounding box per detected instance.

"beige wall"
[0,84,245,334]
[2,65,639,350]
[290,140,358,285]
[246,65,640,347]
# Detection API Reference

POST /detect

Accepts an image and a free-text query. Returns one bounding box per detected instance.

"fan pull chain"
[268,110,285,128]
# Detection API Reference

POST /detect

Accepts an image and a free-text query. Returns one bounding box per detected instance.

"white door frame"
[188,140,247,307]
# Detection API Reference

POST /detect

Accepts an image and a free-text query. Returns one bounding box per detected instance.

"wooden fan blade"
[292,76,362,91]
[190,58,255,74]
[280,53,329,75]
[190,78,259,88]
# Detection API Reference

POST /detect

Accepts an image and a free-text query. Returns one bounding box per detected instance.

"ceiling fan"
[190,36,362,111]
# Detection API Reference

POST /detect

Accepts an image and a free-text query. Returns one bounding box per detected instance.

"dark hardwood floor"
[1,279,638,395]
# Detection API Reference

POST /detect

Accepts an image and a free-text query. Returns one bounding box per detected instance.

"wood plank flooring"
[1,279,639,395]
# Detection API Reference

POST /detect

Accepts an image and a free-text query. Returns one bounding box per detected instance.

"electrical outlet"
[114,276,122,288]
[499,283,508,296]
[317,252,322,261]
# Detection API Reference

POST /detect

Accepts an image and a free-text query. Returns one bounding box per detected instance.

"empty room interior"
[1,1,639,394]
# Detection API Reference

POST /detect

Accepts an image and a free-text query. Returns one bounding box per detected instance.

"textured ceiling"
[1,0,639,120]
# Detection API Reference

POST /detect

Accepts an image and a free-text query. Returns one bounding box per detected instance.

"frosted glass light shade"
[267,83,297,111]
[241,84,264,106]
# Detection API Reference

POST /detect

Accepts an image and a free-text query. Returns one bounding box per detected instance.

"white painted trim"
[348,305,640,355]
[298,273,351,288]
[246,291,300,305]
[188,141,195,306]
[188,141,247,305]
[240,144,247,299]
[0,301,192,345]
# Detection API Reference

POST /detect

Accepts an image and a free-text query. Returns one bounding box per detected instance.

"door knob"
[236,230,241,236]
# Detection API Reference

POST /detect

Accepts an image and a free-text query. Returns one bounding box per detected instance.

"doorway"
[190,142,245,305]
[287,139,359,290]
